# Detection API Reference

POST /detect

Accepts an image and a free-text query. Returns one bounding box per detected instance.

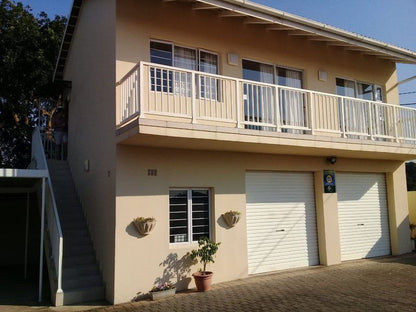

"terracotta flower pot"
[192,271,213,292]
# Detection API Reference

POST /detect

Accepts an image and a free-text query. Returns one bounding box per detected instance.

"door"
[337,172,390,261]
[245,171,319,274]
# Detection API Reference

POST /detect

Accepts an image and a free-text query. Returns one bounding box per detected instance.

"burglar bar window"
[169,189,211,244]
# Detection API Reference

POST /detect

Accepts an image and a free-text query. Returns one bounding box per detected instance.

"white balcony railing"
[116,62,416,144]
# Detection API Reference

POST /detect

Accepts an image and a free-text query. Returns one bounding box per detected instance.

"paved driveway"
[2,254,416,312]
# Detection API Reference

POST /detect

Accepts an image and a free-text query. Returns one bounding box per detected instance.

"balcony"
[116,62,416,160]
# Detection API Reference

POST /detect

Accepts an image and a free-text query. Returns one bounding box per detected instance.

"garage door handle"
[276,229,285,232]
[357,223,365,226]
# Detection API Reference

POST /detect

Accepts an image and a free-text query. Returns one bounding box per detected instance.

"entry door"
[246,172,319,274]
[337,173,390,261]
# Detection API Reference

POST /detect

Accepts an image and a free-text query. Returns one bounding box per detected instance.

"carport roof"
[0,168,48,193]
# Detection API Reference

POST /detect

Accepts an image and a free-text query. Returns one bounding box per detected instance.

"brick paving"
[85,253,416,312]
[2,254,416,312]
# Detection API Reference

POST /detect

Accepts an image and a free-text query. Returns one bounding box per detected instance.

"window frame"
[169,188,212,245]
[241,57,305,88]
[276,65,304,89]
[335,76,385,102]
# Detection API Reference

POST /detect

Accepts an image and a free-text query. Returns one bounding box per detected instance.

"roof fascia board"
[197,0,416,63]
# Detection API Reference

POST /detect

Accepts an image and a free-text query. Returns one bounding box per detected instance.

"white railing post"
[191,71,196,123]
[139,62,144,118]
[393,106,399,143]
[275,86,281,132]
[340,98,346,138]
[308,91,315,135]
[368,102,374,140]
[236,79,241,128]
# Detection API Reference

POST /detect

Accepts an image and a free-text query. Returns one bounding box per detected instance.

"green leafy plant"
[190,237,220,274]
[134,217,155,222]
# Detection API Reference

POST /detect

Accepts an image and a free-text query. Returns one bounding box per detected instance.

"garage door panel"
[337,173,390,261]
[246,172,319,274]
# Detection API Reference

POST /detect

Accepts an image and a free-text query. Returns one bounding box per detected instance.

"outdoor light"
[327,156,337,164]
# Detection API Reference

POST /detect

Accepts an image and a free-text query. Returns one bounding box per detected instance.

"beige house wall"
[64,0,117,302]
[408,191,416,224]
[115,0,399,105]
[114,145,411,304]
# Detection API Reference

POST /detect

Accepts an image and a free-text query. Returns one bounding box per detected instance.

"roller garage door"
[337,173,390,261]
[246,172,319,274]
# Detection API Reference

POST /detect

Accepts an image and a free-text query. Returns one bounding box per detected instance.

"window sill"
[169,242,199,250]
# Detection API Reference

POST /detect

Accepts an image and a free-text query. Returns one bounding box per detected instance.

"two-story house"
[46,0,416,305]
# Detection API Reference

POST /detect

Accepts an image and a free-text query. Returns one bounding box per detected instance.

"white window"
[336,78,384,102]
[169,189,211,244]
[150,40,219,97]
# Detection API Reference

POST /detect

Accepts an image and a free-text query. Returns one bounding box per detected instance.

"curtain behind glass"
[173,47,196,96]
[277,67,304,132]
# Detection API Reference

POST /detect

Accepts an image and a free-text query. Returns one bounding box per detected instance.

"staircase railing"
[32,127,63,300]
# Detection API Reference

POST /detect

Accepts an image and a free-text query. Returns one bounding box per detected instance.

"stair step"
[63,228,89,238]
[63,263,99,278]
[64,245,94,257]
[64,254,96,267]
[62,286,105,305]
[47,160,105,304]
[63,274,103,289]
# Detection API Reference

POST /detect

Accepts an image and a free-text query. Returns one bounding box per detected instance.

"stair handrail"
[32,127,63,294]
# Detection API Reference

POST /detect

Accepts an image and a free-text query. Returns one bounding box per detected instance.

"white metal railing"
[32,127,63,293]
[116,61,416,144]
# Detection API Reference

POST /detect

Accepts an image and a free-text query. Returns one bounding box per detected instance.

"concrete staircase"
[47,160,105,305]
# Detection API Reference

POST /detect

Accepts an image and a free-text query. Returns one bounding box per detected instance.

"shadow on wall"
[131,253,194,301]
[155,253,194,291]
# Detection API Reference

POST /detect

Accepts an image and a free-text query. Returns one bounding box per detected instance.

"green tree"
[0,0,66,168]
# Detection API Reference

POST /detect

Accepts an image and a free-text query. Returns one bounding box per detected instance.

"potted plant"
[190,237,220,292]
[222,210,241,227]
[133,217,156,236]
[149,282,176,300]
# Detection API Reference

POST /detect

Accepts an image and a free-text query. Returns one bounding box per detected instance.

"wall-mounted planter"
[133,217,156,236]
[222,211,241,228]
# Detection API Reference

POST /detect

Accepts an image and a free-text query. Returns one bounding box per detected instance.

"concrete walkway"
[3,253,416,312]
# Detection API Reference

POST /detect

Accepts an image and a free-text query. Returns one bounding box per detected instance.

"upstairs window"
[336,78,383,102]
[277,66,303,89]
[169,189,211,244]
[150,40,218,97]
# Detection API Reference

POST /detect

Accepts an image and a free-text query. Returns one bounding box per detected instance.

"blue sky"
[21,0,416,105]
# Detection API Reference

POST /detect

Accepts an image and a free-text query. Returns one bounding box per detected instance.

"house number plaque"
[323,170,336,193]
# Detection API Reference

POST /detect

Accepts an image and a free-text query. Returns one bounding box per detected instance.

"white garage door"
[337,173,390,261]
[246,172,319,274]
